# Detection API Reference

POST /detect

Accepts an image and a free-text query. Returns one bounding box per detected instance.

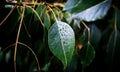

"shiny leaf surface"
[71,0,112,21]
[48,21,75,68]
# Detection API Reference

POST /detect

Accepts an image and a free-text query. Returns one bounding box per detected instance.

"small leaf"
[44,12,51,30]
[24,7,33,17]
[42,62,51,71]
[35,5,46,20]
[5,50,11,63]
[70,0,112,22]
[48,21,75,68]
[63,0,104,13]
[79,42,95,68]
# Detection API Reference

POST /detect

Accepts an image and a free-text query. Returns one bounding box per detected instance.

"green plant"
[0,0,120,72]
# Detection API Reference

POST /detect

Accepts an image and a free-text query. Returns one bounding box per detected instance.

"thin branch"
[14,6,25,72]
[23,21,31,39]
[114,9,117,31]
[46,3,65,8]
[81,21,91,71]
[47,6,58,22]
[5,1,65,8]
[3,43,15,52]
[5,1,39,6]
[2,42,41,72]
[27,6,44,27]
[0,5,16,26]
[81,21,90,43]
[18,42,41,72]
[82,66,84,72]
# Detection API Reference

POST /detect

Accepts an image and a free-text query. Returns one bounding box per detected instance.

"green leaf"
[106,30,120,65]
[42,62,51,71]
[115,9,120,29]
[63,0,80,11]
[35,5,46,20]
[48,21,75,68]
[5,50,11,63]
[44,12,51,30]
[70,0,112,22]
[63,0,104,13]
[24,7,33,17]
[66,54,78,72]
[90,24,101,48]
[79,42,95,68]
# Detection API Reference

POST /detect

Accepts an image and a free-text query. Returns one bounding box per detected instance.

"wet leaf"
[48,21,75,68]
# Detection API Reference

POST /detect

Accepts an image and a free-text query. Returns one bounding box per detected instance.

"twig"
[47,6,58,22]
[5,1,65,7]
[23,21,31,39]
[14,5,25,72]
[81,21,90,43]
[2,42,41,72]
[81,21,91,71]
[27,6,44,27]
[0,5,16,26]
[18,42,41,72]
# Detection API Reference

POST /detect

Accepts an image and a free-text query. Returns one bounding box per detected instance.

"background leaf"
[48,21,75,68]
[79,42,95,68]
[65,54,78,72]
[115,9,120,29]
[63,0,80,11]
[70,0,112,22]
[35,5,46,20]
[90,24,101,48]
[44,12,51,30]
[63,0,104,13]
[106,30,120,64]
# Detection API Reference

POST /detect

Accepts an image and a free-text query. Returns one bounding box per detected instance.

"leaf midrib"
[56,21,67,66]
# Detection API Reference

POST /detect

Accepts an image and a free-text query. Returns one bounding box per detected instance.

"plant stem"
[18,42,41,72]
[0,5,16,26]
[27,6,44,27]
[3,42,41,72]
[81,21,91,42]
[14,5,25,72]
[47,6,58,22]
[82,68,84,72]
[114,10,117,31]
